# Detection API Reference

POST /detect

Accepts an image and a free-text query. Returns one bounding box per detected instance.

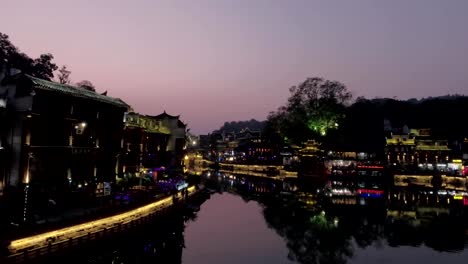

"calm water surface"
[182,192,295,264]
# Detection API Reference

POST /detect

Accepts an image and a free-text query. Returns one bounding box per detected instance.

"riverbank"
[191,160,298,179]
[2,185,202,263]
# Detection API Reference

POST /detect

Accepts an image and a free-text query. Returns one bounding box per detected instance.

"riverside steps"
[2,185,202,263]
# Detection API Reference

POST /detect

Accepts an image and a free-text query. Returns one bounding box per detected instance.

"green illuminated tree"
[266,77,351,144]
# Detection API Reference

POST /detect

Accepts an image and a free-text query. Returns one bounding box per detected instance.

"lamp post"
[23,152,33,222]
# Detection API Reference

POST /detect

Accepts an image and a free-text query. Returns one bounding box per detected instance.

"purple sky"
[2,0,468,134]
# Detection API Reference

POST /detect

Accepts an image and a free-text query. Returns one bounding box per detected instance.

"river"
[16,171,468,264]
[182,192,294,264]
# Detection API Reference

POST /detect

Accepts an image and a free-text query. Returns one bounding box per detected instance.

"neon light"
[357,165,384,169]
[176,182,188,190]
[357,189,384,195]
[464,197,468,206]
[454,195,463,200]
[331,188,353,195]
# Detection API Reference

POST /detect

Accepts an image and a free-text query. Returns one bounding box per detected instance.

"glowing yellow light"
[24,172,30,184]
[454,195,463,200]
[9,186,196,253]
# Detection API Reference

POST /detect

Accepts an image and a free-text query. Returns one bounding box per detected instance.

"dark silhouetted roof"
[4,74,130,109]
[152,111,180,119]
[178,120,186,128]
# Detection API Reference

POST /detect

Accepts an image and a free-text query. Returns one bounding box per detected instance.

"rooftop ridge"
[151,111,180,119]
[25,74,130,109]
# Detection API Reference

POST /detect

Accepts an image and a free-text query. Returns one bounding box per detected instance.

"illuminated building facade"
[322,150,386,205]
[201,128,278,164]
[121,113,171,176]
[385,125,468,205]
[0,73,129,221]
[297,141,327,188]
[235,128,277,163]
[385,127,464,176]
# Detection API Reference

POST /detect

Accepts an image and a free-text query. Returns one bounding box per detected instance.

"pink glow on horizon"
[2,0,468,134]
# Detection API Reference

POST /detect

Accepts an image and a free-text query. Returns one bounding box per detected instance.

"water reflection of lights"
[333,217,339,227]
[330,188,353,196]
[387,189,468,207]
[331,197,356,205]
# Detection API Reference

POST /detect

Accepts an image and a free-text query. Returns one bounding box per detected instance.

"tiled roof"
[152,111,180,119]
[26,75,130,108]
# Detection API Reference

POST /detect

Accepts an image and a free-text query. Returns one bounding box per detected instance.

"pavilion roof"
[152,111,180,119]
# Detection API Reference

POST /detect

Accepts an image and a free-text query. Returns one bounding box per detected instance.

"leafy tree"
[5,51,33,74]
[31,53,58,80]
[215,119,266,134]
[57,65,71,84]
[263,108,289,144]
[0,33,57,80]
[76,80,96,92]
[291,77,351,135]
[267,77,352,145]
[0,33,16,65]
[0,32,57,80]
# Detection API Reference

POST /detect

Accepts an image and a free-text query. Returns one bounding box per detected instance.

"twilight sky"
[2,0,468,134]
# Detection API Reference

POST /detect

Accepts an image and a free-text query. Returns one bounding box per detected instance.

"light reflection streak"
[9,186,196,253]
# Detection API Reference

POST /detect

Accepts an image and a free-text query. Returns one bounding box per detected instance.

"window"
[74,122,87,135]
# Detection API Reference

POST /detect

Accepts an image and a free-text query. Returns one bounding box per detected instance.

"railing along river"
[4,185,198,263]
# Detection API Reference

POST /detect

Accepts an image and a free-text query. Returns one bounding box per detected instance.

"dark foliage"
[57,65,71,84]
[76,80,96,92]
[0,32,57,80]
[214,119,265,134]
[265,77,352,145]
[335,95,468,156]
